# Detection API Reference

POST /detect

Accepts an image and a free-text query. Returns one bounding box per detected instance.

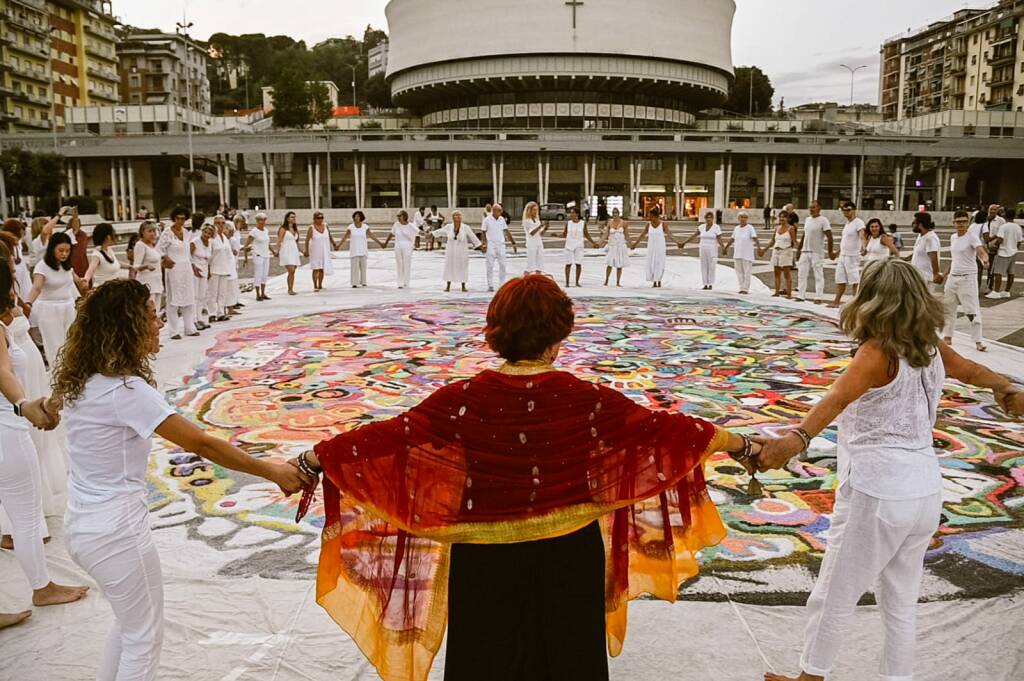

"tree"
[0,149,65,212]
[364,73,393,109]
[724,66,774,117]
[307,81,333,126]
[270,66,314,128]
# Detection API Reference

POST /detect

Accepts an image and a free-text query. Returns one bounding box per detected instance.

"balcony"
[988,50,1016,67]
[2,33,46,57]
[9,60,50,83]
[83,21,117,41]
[85,41,116,61]
[86,83,117,101]
[86,64,118,81]
[15,116,51,130]
[2,8,48,36]
[9,0,47,10]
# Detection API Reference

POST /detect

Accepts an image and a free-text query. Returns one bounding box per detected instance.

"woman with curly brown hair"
[757,259,1023,681]
[293,274,763,681]
[50,279,313,681]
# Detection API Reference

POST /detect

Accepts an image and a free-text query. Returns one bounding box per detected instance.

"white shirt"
[250,227,271,257]
[391,222,419,249]
[802,216,832,256]
[32,261,79,301]
[209,234,234,276]
[348,224,370,257]
[839,218,866,257]
[65,375,175,508]
[564,220,586,249]
[699,224,722,248]
[950,232,983,276]
[483,215,508,248]
[90,248,123,286]
[996,221,1022,258]
[731,224,757,261]
[912,231,941,281]
[523,218,544,248]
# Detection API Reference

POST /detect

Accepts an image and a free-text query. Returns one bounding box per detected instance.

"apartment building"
[49,0,119,127]
[880,0,1024,120]
[0,0,53,132]
[118,31,211,114]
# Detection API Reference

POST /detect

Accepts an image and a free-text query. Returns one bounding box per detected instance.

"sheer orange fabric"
[305,369,730,681]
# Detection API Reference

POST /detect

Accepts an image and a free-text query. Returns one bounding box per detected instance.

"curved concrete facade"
[385,0,736,128]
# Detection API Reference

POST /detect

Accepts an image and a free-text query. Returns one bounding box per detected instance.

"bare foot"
[32,582,89,607]
[0,535,11,550]
[765,673,823,681]
[0,611,31,629]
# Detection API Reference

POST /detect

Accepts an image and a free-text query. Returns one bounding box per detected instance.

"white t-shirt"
[523,218,544,248]
[564,220,586,249]
[65,375,175,508]
[32,261,79,301]
[731,224,757,261]
[699,224,722,248]
[950,232,983,276]
[996,221,1022,258]
[839,218,866,257]
[802,216,832,257]
[348,224,369,257]
[390,222,419,250]
[911,231,941,281]
[250,228,272,257]
[482,215,508,248]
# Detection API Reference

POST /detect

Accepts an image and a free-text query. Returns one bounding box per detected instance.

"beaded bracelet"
[296,451,321,478]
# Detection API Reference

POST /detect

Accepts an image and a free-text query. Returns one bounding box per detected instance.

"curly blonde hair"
[840,259,944,368]
[51,279,157,405]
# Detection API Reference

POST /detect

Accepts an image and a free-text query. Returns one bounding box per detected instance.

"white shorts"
[835,255,861,285]
[564,247,584,266]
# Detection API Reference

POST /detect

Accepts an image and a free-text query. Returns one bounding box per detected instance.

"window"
[504,155,533,170]
[420,157,442,171]
[376,158,400,171]
[460,157,488,170]
[639,158,663,171]
[550,156,577,171]
[596,156,619,171]
[691,157,706,171]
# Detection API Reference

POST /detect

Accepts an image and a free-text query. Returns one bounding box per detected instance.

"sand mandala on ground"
[150,297,1024,603]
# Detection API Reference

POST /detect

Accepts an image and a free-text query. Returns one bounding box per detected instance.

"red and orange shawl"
[303,369,730,681]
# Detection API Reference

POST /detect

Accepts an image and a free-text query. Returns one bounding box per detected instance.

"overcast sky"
[116,0,992,107]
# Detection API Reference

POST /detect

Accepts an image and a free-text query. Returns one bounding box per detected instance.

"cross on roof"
[565,0,584,30]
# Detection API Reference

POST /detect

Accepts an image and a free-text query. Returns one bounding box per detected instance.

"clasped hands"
[22,397,61,431]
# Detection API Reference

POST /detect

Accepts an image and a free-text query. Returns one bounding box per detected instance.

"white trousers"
[800,484,941,681]
[486,245,508,288]
[208,274,231,317]
[942,274,983,343]
[526,242,545,272]
[797,252,826,301]
[735,258,753,292]
[394,246,413,288]
[193,276,209,324]
[66,501,163,681]
[699,246,718,287]
[0,429,50,590]
[164,303,196,337]
[350,255,368,287]
[253,255,271,286]
[34,299,76,367]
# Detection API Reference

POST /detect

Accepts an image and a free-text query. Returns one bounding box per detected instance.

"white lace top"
[836,352,945,500]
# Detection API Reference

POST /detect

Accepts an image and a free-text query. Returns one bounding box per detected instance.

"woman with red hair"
[294,274,762,681]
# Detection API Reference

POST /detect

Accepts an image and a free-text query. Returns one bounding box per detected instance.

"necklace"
[498,359,556,376]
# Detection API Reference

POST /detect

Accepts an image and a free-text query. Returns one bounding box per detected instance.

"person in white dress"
[862,218,900,263]
[189,224,214,330]
[722,211,761,295]
[226,216,244,311]
[560,206,597,288]
[942,211,990,353]
[24,232,85,366]
[277,211,302,295]
[796,202,835,303]
[634,208,682,288]
[522,202,549,274]
[131,222,163,310]
[0,257,89,612]
[831,202,867,308]
[432,211,482,292]
[759,212,799,298]
[482,204,519,291]
[304,211,338,292]
[83,223,128,289]
[337,211,385,288]
[601,208,630,287]
[50,279,312,681]
[2,218,34,299]
[759,259,1024,681]
[680,211,724,290]
[243,213,278,302]
[157,207,198,340]
[383,210,420,289]
[208,217,235,321]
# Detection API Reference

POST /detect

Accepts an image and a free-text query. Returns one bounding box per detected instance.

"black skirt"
[444,521,609,681]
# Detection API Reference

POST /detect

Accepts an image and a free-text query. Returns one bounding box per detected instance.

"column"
[451,156,458,209]
[857,161,865,207]
[404,156,413,209]
[399,160,407,209]
[127,160,137,219]
[763,156,771,208]
[354,154,362,209]
[446,155,453,209]
[807,158,815,206]
[583,158,590,212]
[216,159,225,207]
[537,156,544,204]
[543,155,550,205]
[307,156,315,209]
[724,155,733,208]
[261,154,269,210]
[117,160,127,221]
[498,153,505,205]
[268,153,276,211]
[110,161,119,222]
[769,156,778,209]
[679,155,688,219]
[360,157,368,209]
[813,157,822,203]
[314,156,321,211]
[75,161,84,201]
[224,160,231,209]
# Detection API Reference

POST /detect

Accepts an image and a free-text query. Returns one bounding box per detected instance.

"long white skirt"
[645,246,666,282]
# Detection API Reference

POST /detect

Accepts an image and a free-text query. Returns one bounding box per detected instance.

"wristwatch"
[13,398,28,417]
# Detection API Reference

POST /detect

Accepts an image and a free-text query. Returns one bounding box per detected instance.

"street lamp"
[349,64,357,108]
[176,17,196,212]
[840,64,868,107]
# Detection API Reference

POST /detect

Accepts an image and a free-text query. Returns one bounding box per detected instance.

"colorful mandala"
[153,297,1024,601]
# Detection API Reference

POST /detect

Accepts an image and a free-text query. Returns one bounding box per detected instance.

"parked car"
[539,203,567,221]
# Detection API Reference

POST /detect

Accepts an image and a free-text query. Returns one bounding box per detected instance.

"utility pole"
[840,64,868,107]
[177,14,196,212]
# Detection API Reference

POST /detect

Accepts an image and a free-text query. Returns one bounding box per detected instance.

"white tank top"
[565,220,586,249]
[250,228,271,257]
[91,248,123,286]
[348,224,369,257]
[837,352,945,500]
[865,235,890,261]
